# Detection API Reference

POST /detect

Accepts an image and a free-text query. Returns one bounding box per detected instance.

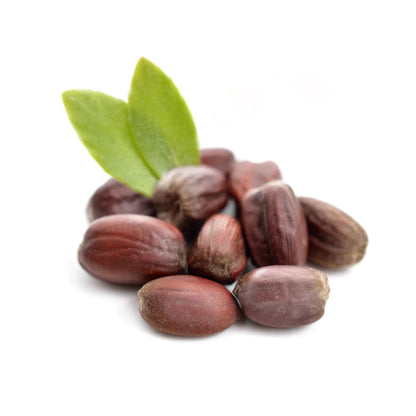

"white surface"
[1,1,415,415]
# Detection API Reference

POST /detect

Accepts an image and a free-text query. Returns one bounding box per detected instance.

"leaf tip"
[138,56,152,66]
[135,57,159,76]
[62,90,78,119]
[61,89,71,105]
[62,89,83,110]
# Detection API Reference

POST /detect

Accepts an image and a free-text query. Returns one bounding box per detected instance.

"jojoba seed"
[229,160,282,203]
[138,275,242,336]
[87,178,155,222]
[233,266,330,328]
[200,147,235,177]
[152,165,228,232]
[78,214,186,285]
[299,197,369,268]
[241,180,308,267]
[188,214,247,284]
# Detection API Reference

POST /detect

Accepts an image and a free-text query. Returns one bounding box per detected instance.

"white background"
[1,1,415,415]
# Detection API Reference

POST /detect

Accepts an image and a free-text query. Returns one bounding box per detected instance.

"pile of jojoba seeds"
[79,148,368,336]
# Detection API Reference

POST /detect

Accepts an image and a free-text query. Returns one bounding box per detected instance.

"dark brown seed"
[241,180,308,266]
[78,215,186,285]
[200,147,235,177]
[138,275,242,336]
[188,214,247,284]
[229,160,282,203]
[233,266,330,328]
[87,178,155,222]
[152,165,228,232]
[299,197,369,268]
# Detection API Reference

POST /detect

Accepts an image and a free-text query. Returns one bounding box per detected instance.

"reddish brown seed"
[78,215,186,285]
[241,180,308,267]
[138,275,242,336]
[233,266,330,328]
[87,178,155,222]
[229,160,282,203]
[152,165,228,232]
[188,214,247,284]
[299,197,369,268]
[200,147,235,177]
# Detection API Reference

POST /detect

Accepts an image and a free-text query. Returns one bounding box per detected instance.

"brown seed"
[188,214,247,284]
[152,165,228,232]
[87,178,155,222]
[229,160,282,203]
[78,215,186,285]
[138,275,242,336]
[233,266,330,328]
[200,147,235,177]
[299,197,369,268]
[241,180,308,267]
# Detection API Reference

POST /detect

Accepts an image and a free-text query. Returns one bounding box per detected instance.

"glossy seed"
[200,147,235,177]
[152,165,228,232]
[188,214,247,284]
[229,160,282,203]
[299,197,369,268]
[87,178,155,222]
[233,266,330,328]
[78,215,186,285]
[138,275,242,336]
[241,180,308,266]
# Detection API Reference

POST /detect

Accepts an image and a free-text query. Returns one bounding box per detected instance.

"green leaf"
[62,90,158,197]
[128,57,199,178]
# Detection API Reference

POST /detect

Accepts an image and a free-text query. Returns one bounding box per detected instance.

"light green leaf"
[128,57,199,178]
[62,90,158,197]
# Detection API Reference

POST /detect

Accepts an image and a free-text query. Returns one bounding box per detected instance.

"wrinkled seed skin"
[87,178,155,222]
[188,214,247,284]
[299,197,369,268]
[200,148,235,177]
[138,275,242,336]
[152,166,228,232]
[229,160,282,203]
[78,215,186,285]
[241,180,308,267]
[233,266,329,328]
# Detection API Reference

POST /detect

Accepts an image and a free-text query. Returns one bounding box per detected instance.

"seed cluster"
[79,148,368,336]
